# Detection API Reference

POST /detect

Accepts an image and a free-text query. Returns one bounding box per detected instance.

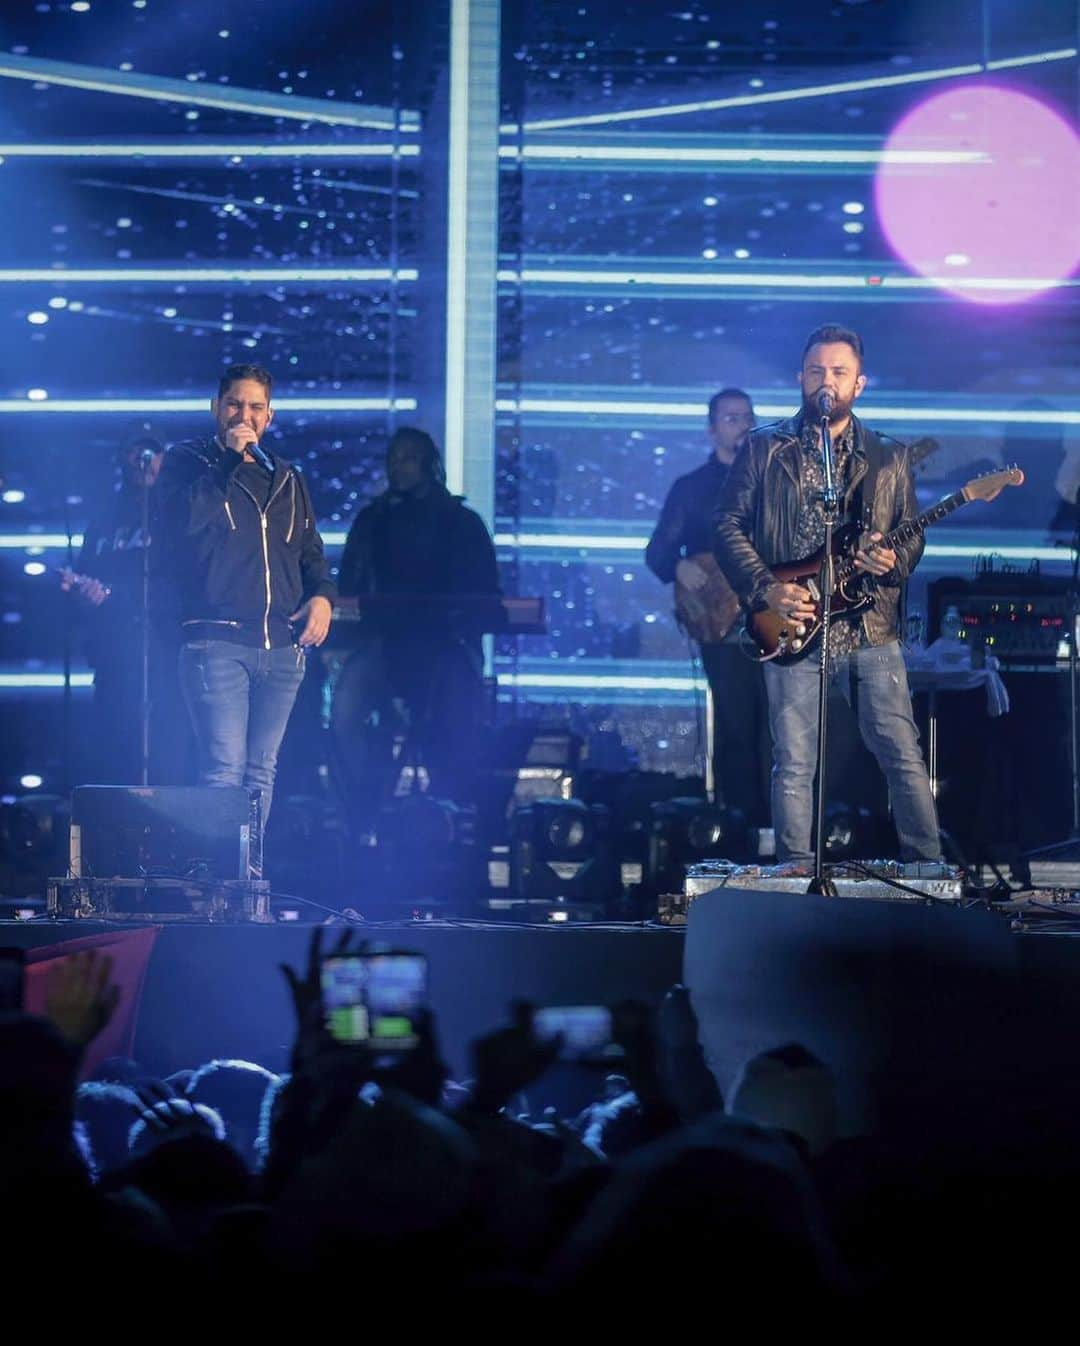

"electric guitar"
[746,465,1025,664]
[674,436,940,646]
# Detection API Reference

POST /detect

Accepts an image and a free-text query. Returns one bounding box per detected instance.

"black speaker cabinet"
[70,786,255,880]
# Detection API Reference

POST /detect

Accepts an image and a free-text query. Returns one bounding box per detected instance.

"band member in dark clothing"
[646,389,771,828]
[334,427,500,832]
[64,434,189,784]
[714,324,940,865]
[156,364,335,831]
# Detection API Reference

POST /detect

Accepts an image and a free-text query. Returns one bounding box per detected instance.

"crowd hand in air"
[676,558,709,592]
[854,531,897,577]
[128,1079,222,1146]
[59,567,110,607]
[45,950,121,1050]
[468,1002,563,1116]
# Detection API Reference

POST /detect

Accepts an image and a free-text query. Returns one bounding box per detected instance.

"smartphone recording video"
[321,951,427,1050]
[533,1005,621,1064]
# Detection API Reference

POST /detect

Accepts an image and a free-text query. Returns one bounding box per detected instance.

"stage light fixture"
[371,793,483,911]
[648,796,751,895]
[510,798,618,908]
[822,803,877,862]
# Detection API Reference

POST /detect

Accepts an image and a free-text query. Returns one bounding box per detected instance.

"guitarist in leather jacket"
[714,324,941,866]
[646,388,771,828]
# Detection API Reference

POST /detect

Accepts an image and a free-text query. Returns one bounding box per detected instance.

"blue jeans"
[179,640,305,828]
[763,640,941,863]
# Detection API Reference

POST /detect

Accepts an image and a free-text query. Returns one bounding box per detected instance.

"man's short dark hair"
[801,324,864,368]
[217,363,273,400]
[707,387,753,426]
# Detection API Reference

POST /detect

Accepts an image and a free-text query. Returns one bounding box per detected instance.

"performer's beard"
[802,391,854,425]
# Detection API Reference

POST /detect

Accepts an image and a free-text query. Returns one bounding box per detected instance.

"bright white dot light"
[27,311,48,325]
[67,301,84,312]
[843,221,864,233]
[20,774,43,789]
[133,0,146,7]
[703,195,719,206]
[842,201,865,215]
[219,29,230,37]
[945,252,971,266]
[117,217,132,228]
[71,1,90,9]
[47,297,67,309]
[2,489,26,503]
[734,247,751,259]
[185,111,199,120]
[26,389,48,401]
[162,307,178,318]
[702,247,718,259]
[23,562,46,576]
[749,78,765,88]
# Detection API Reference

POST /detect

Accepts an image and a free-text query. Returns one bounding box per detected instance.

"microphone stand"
[138,453,152,787]
[808,410,840,897]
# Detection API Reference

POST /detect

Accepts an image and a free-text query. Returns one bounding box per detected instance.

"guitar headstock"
[961,464,1025,503]
[908,436,940,472]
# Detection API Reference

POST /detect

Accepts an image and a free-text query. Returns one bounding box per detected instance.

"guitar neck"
[837,489,967,580]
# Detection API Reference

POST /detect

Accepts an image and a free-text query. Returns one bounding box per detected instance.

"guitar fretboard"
[837,490,966,582]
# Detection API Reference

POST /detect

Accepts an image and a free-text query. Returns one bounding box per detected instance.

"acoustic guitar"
[746,466,1024,664]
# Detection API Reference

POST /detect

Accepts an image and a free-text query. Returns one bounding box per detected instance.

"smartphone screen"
[533,1005,619,1063]
[0,948,26,1012]
[320,952,427,1049]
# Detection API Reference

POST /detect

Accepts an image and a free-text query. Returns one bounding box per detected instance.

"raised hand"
[45,950,120,1050]
[469,1001,562,1115]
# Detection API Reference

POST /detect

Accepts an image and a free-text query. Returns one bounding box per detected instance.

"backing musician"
[714,324,941,866]
[334,427,500,831]
[646,388,771,828]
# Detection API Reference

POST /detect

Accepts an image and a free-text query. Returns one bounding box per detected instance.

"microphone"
[139,447,157,468]
[815,388,836,420]
[248,440,275,475]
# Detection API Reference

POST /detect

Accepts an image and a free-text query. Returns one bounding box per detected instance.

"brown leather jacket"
[712,413,924,647]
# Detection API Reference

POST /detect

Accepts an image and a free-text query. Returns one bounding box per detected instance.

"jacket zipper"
[224,501,237,530]
[235,471,292,651]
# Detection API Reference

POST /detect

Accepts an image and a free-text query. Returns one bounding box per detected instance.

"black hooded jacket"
[156,437,335,649]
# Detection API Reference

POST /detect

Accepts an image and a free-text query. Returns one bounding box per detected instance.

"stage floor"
[3,918,685,1079]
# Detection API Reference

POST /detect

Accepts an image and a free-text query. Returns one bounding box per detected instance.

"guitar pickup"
[806,578,821,602]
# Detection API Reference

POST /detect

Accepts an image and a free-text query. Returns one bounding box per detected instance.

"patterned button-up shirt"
[791,417,865,654]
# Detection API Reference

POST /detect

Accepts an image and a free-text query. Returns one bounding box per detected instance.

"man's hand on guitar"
[854,531,897,578]
[765,581,816,623]
[675,557,709,592]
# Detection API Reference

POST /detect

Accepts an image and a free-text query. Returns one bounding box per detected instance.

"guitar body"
[674,551,741,644]
[747,526,872,664]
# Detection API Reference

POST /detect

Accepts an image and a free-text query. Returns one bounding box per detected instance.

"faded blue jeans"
[763,640,941,863]
[179,640,305,829]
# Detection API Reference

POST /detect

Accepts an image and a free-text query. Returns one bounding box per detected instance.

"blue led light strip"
[498,672,707,693]
[0,397,417,414]
[498,145,988,166]
[0,267,418,284]
[0,674,94,688]
[0,142,420,159]
[0,52,420,131]
[496,267,1077,294]
[507,49,1077,132]
[493,397,1080,427]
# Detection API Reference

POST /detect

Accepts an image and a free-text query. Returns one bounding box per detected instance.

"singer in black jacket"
[713,324,940,865]
[156,364,335,829]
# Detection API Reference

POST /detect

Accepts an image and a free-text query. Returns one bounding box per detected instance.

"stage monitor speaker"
[70,786,255,881]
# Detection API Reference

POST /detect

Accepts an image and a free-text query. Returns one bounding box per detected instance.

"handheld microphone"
[248,440,275,475]
[816,388,836,420]
[139,447,157,468]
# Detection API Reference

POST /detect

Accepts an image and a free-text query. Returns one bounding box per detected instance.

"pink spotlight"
[874,85,1080,305]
